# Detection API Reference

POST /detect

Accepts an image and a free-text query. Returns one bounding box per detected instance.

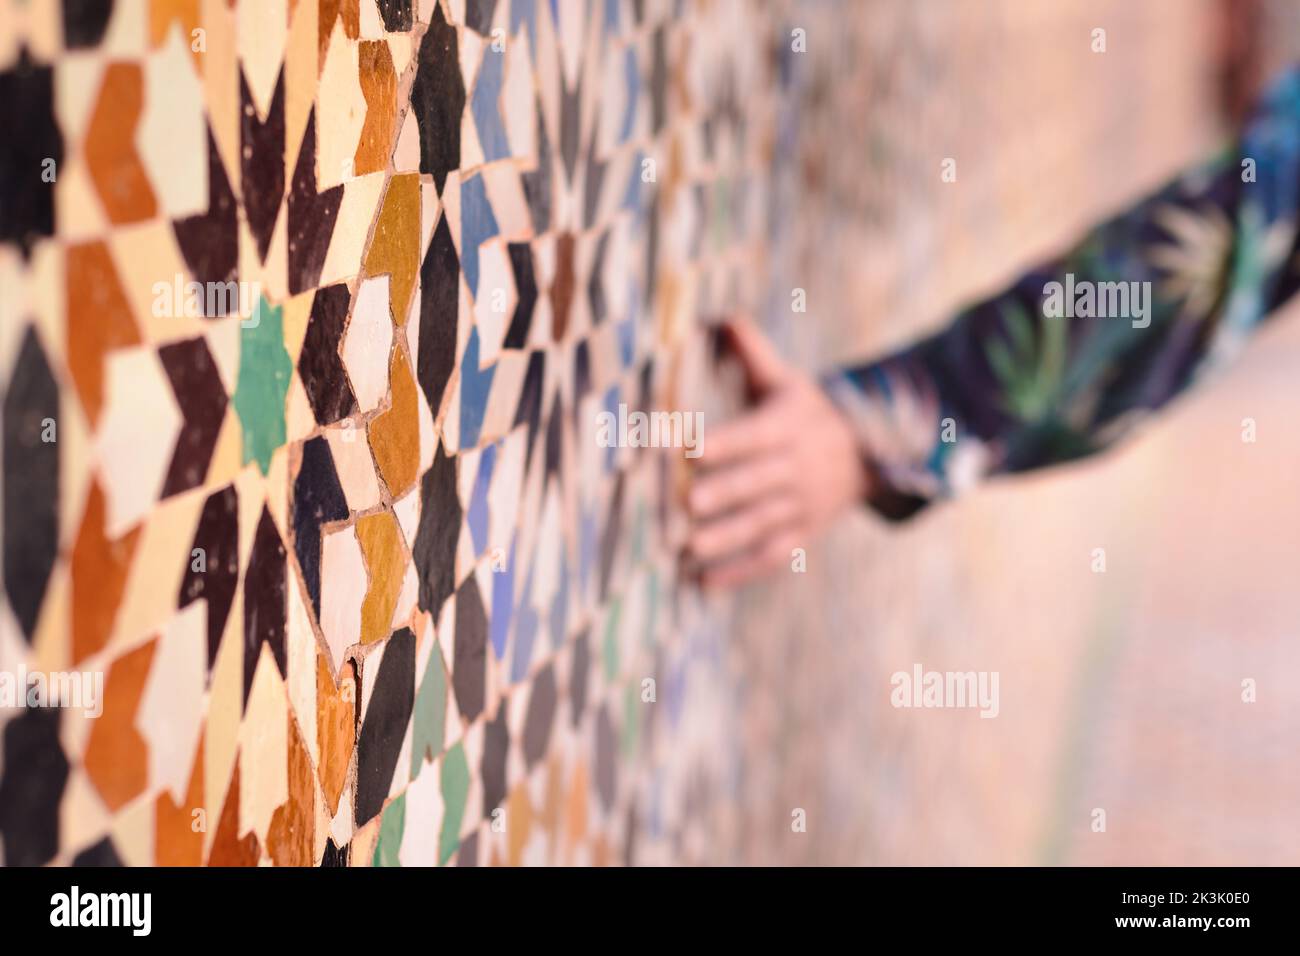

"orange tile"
[317,655,356,816]
[155,732,205,866]
[369,346,419,497]
[355,41,397,176]
[266,711,317,866]
[65,242,141,429]
[208,757,262,866]
[355,510,406,645]
[85,63,158,224]
[362,173,420,326]
[71,480,141,664]
[505,782,533,866]
[84,639,158,812]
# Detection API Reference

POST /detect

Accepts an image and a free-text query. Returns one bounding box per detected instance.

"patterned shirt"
[826,68,1300,520]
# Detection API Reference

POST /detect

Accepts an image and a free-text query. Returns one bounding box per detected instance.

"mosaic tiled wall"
[2,0,1264,868]
[0,0,773,866]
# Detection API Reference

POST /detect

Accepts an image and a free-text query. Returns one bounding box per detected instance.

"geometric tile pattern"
[0,0,762,865]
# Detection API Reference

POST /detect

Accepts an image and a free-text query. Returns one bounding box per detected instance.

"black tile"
[376,0,413,32]
[480,701,508,818]
[299,284,358,426]
[243,506,287,706]
[523,663,556,767]
[179,485,239,673]
[355,628,416,825]
[72,836,123,867]
[0,707,68,866]
[502,243,537,349]
[0,49,63,258]
[411,4,464,195]
[413,443,461,616]
[2,327,59,641]
[288,110,343,296]
[417,213,459,414]
[173,127,238,315]
[61,0,113,49]
[239,67,285,263]
[292,436,349,618]
[452,576,488,723]
[159,337,227,498]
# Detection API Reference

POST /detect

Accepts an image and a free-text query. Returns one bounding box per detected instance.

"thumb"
[723,318,789,394]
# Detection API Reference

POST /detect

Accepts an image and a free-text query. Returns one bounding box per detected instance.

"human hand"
[688,319,872,590]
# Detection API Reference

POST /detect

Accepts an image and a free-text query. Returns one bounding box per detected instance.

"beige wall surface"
[715,0,1300,866]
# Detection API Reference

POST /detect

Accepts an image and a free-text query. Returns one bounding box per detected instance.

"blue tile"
[549,549,569,648]
[620,46,639,142]
[490,537,516,659]
[510,0,537,49]
[623,150,645,212]
[471,43,511,162]
[460,174,499,299]
[510,562,539,681]
[579,499,597,592]
[459,327,496,449]
[617,317,635,369]
[467,441,496,553]
[601,384,620,471]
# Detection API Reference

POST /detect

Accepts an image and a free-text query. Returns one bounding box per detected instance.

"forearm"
[830,66,1300,521]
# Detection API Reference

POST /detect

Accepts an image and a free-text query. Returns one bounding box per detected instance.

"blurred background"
[700,0,1300,865]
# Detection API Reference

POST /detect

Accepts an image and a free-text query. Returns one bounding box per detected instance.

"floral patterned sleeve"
[824,67,1300,521]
